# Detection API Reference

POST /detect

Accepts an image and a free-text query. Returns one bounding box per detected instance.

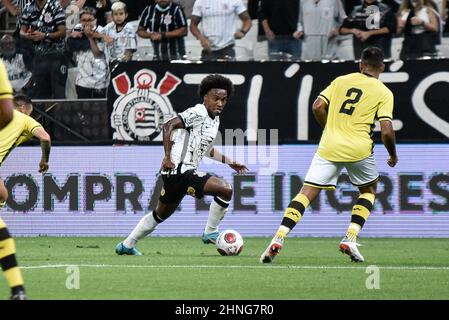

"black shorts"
[159,170,212,204]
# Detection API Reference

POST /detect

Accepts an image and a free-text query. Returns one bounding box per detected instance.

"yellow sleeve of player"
[0,60,13,100]
[24,114,43,135]
[14,114,43,146]
[318,80,335,105]
[377,91,394,121]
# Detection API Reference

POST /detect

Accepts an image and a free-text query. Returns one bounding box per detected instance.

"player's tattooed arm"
[312,97,328,128]
[33,127,51,173]
[380,120,398,167]
[208,148,248,174]
[161,117,185,171]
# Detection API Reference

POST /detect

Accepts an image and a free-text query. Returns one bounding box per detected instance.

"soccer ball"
[216,229,244,256]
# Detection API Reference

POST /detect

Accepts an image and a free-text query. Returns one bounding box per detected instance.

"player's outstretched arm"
[208,148,248,174]
[312,97,328,128]
[0,98,14,129]
[380,120,398,167]
[33,127,51,173]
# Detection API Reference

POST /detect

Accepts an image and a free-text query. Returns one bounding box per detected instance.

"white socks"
[123,196,231,248]
[204,196,230,234]
[123,211,163,248]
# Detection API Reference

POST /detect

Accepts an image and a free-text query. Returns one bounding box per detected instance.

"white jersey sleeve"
[191,0,204,17]
[233,0,247,15]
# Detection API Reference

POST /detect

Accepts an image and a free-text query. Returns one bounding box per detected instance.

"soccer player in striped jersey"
[0,86,51,299]
[261,47,398,263]
[116,75,248,256]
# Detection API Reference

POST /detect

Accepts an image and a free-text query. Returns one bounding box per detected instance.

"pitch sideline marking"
[21,264,449,271]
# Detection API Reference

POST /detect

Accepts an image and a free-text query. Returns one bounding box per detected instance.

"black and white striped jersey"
[139,2,187,60]
[167,104,220,174]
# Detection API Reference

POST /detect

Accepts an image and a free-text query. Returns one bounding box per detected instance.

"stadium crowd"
[0,0,448,99]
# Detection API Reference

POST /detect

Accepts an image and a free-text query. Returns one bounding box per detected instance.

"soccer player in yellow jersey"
[261,47,398,264]
[0,93,51,300]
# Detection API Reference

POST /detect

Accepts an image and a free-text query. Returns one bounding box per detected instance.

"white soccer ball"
[216,229,244,256]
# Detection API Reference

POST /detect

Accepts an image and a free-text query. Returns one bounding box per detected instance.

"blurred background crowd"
[0,0,448,99]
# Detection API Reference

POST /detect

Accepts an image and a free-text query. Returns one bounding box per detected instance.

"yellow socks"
[280,193,310,235]
[346,193,375,242]
[0,219,25,293]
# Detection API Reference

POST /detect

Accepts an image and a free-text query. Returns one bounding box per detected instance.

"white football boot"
[260,234,284,264]
[339,238,364,262]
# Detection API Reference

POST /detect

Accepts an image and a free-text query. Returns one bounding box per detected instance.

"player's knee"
[221,183,233,202]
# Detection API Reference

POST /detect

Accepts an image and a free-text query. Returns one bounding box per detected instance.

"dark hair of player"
[13,94,32,107]
[361,47,384,69]
[199,74,234,99]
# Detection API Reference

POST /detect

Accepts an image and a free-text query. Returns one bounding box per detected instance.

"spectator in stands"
[19,0,68,99]
[174,0,195,18]
[424,1,445,34]
[3,0,35,66]
[74,0,112,26]
[340,0,396,59]
[397,0,440,59]
[0,34,33,93]
[66,7,108,98]
[298,0,347,61]
[138,0,188,61]
[260,0,302,60]
[190,0,252,61]
[101,1,137,63]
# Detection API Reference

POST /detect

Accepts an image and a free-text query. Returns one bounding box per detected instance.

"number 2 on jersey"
[339,88,363,116]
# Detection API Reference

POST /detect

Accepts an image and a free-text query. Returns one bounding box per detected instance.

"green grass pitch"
[2,237,449,300]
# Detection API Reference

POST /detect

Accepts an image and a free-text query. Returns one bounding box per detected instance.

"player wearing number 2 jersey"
[316,68,394,162]
[261,47,398,264]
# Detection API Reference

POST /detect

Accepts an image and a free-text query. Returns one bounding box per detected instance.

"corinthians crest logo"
[111,69,181,141]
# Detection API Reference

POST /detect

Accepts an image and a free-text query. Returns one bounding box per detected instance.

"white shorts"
[304,153,379,189]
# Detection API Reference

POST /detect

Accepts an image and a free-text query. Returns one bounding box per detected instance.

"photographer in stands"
[66,7,108,98]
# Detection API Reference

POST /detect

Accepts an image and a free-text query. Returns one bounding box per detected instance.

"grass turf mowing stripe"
[21,264,449,271]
